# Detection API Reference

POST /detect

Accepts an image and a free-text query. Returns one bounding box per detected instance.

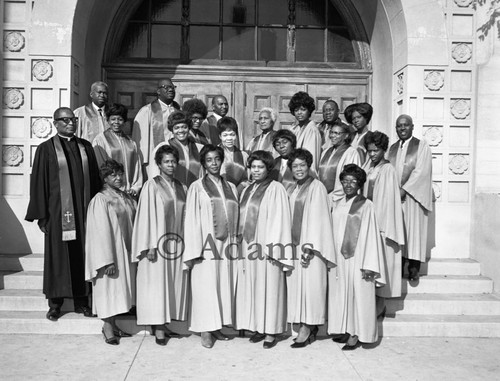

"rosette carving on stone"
[32,60,53,81]
[424,71,444,91]
[450,99,471,119]
[2,146,23,167]
[454,0,472,7]
[3,88,24,109]
[32,117,53,139]
[452,43,472,63]
[397,72,404,95]
[424,126,443,147]
[4,31,25,52]
[449,154,469,175]
[432,182,442,201]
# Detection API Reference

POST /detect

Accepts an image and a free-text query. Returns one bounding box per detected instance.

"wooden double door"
[105,67,369,147]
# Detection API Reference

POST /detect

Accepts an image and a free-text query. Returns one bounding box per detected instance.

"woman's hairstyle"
[259,107,278,124]
[182,98,208,119]
[330,122,353,145]
[154,144,180,165]
[288,91,316,115]
[344,102,373,125]
[167,110,192,131]
[247,150,275,172]
[217,116,239,135]
[200,144,225,167]
[363,130,389,151]
[272,129,297,148]
[339,163,367,187]
[100,159,124,179]
[287,148,313,169]
[105,103,128,121]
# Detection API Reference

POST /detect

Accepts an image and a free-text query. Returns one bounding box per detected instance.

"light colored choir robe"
[74,103,109,143]
[235,180,294,334]
[287,178,336,325]
[288,120,322,173]
[184,177,239,332]
[131,177,189,325]
[93,129,143,193]
[132,99,179,174]
[328,196,386,343]
[363,161,405,298]
[85,186,136,319]
[389,136,433,262]
[220,146,249,190]
[350,130,369,164]
[319,145,361,203]
[246,131,278,157]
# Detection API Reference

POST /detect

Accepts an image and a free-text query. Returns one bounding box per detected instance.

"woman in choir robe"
[93,103,143,198]
[246,108,277,156]
[286,149,336,348]
[328,164,387,350]
[151,110,204,186]
[287,92,322,173]
[269,129,297,192]
[184,145,239,349]
[344,103,373,163]
[319,124,361,203]
[362,131,405,317]
[131,145,188,346]
[236,150,294,349]
[85,160,136,345]
[217,116,249,192]
[182,98,211,145]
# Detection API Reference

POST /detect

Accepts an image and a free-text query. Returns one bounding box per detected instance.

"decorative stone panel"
[423,126,443,147]
[3,31,25,52]
[32,60,53,81]
[452,43,472,63]
[396,72,404,95]
[450,99,471,119]
[3,88,24,109]
[31,117,53,139]
[432,182,442,201]
[2,145,24,167]
[454,0,472,7]
[424,71,444,91]
[449,154,469,175]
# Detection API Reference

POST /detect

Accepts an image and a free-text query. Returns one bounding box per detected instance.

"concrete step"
[0,254,44,272]
[386,293,500,315]
[402,275,493,294]
[420,258,481,276]
[2,271,43,290]
[379,314,500,337]
[0,289,47,311]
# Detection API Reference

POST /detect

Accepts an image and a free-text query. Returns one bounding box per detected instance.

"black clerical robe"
[26,136,101,299]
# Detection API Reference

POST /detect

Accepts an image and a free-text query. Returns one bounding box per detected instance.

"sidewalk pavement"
[2,332,499,380]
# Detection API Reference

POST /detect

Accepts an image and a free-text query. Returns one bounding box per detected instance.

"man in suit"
[74,81,109,143]
[201,95,240,147]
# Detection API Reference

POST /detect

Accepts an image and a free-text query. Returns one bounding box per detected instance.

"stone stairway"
[1,253,500,337]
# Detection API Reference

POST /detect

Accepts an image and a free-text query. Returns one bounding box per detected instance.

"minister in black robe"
[26,107,101,321]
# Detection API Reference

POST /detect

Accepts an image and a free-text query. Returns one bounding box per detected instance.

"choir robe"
[74,103,109,143]
[246,130,277,157]
[350,130,369,164]
[25,136,101,299]
[189,127,211,145]
[288,120,322,173]
[93,129,143,193]
[184,177,239,332]
[287,179,336,325]
[235,180,294,334]
[317,118,349,149]
[270,157,295,192]
[131,177,189,324]
[328,196,387,343]
[220,146,249,191]
[85,186,136,319]
[201,114,222,147]
[319,145,361,203]
[389,136,433,262]
[362,161,405,298]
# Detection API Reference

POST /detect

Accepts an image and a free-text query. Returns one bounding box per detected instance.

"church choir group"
[27,80,433,351]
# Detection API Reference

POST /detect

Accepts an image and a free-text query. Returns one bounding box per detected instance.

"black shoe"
[342,341,360,351]
[151,326,168,345]
[102,329,119,345]
[46,307,61,322]
[75,306,93,317]
[263,337,277,349]
[238,330,246,338]
[408,268,420,282]
[201,332,214,348]
[163,325,180,337]
[113,328,132,338]
[377,306,387,319]
[249,332,266,343]
[331,333,349,343]
[212,330,230,341]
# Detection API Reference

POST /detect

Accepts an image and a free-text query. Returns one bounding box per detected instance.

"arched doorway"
[102,0,372,146]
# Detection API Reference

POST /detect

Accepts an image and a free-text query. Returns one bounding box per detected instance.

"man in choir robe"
[26,107,101,321]
[74,81,110,143]
[132,78,180,177]
[269,129,296,192]
[200,95,240,147]
[388,114,433,281]
[317,100,349,149]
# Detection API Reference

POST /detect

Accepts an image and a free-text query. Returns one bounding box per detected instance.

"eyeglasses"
[330,131,346,136]
[341,179,359,185]
[55,117,78,124]
[191,116,202,121]
[158,85,176,90]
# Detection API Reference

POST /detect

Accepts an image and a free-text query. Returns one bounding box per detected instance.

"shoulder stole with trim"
[202,175,239,241]
[223,147,246,185]
[169,138,201,186]
[290,176,315,245]
[388,137,420,186]
[102,129,125,164]
[53,135,90,241]
[340,194,367,259]
[153,176,186,237]
[365,160,389,201]
[238,178,273,243]
[150,100,165,148]
[319,143,349,193]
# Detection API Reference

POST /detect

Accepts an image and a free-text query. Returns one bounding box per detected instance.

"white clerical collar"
[158,99,174,109]
[58,134,74,141]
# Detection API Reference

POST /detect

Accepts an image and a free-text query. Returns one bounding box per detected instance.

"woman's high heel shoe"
[113,327,132,337]
[102,329,119,345]
[290,325,318,348]
[151,326,168,346]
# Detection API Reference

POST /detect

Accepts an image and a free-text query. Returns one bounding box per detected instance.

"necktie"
[97,108,105,132]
